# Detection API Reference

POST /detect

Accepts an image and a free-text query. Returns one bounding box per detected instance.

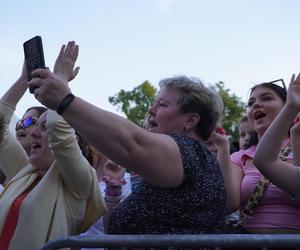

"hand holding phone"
[23,36,45,93]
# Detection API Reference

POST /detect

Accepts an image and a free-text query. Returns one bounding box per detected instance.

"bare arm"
[210,131,243,212]
[291,119,300,165]
[29,72,183,188]
[254,74,300,197]
[57,97,183,188]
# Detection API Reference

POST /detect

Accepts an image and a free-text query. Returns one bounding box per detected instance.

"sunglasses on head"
[263,79,287,93]
[15,116,38,131]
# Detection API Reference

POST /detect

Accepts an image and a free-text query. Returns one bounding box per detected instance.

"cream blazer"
[0,101,107,250]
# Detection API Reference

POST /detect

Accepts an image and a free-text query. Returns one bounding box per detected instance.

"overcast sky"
[1,0,300,118]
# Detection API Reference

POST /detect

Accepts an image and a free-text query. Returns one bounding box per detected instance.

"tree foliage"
[214,81,246,140]
[108,81,157,127]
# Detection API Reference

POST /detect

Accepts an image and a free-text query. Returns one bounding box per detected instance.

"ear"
[184,113,200,131]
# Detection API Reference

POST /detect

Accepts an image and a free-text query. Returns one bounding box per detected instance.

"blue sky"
[1,0,300,118]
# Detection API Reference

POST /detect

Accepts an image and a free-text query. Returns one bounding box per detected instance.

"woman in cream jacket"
[0,41,106,250]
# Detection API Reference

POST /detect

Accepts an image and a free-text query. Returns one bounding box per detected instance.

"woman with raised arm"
[212,79,300,233]
[29,55,227,235]
[254,73,300,200]
[0,41,106,250]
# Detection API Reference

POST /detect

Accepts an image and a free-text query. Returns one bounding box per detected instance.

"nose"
[30,126,40,139]
[148,103,157,116]
[244,133,251,142]
[252,99,263,109]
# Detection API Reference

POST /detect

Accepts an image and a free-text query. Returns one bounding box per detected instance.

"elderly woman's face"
[29,111,54,173]
[147,88,189,134]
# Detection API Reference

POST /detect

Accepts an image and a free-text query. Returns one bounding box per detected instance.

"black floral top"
[109,133,227,234]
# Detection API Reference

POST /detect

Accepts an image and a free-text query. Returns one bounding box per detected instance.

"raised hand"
[53,41,80,82]
[287,73,300,110]
[210,127,230,151]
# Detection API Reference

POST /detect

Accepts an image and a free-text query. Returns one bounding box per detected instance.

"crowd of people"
[0,40,299,249]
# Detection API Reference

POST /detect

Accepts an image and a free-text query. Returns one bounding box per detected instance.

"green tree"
[214,81,246,140]
[108,81,157,126]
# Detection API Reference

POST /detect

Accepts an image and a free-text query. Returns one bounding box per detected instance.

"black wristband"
[57,93,75,115]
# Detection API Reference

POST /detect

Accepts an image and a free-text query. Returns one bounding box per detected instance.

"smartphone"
[23,36,45,93]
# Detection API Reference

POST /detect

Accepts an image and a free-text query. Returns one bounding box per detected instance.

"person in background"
[0,41,106,250]
[15,106,47,155]
[237,115,257,150]
[254,73,300,200]
[213,79,300,233]
[29,54,227,235]
[81,153,131,250]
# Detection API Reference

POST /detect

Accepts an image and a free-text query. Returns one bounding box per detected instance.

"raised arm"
[47,109,94,198]
[0,62,29,180]
[2,62,28,106]
[291,115,300,165]
[254,73,300,197]
[33,90,182,188]
[28,46,183,188]
[210,130,243,212]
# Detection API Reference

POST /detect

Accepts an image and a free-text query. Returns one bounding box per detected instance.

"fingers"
[70,66,80,81]
[74,44,79,61]
[31,68,51,79]
[28,68,51,91]
[58,45,66,59]
[64,41,78,61]
[28,77,43,90]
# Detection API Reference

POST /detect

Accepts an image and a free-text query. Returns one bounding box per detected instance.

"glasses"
[262,79,287,93]
[15,116,38,131]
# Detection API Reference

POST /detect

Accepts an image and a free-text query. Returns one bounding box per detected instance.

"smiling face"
[147,87,194,135]
[15,109,39,155]
[29,112,54,173]
[247,86,285,139]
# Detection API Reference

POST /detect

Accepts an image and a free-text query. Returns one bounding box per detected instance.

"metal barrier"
[40,234,300,250]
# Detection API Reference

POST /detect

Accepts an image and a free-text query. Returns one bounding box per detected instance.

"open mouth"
[31,142,41,150]
[253,111,266,120]
[148,120,158,129]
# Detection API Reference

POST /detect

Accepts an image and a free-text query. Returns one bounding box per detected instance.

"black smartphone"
[23,36,45,93]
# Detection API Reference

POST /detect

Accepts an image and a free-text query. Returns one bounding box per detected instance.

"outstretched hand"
[287,73,300,110]
[53,41,80,82]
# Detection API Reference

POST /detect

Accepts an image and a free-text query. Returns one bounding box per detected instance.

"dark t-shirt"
[109,133,227,234]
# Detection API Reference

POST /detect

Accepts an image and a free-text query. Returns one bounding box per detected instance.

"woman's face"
[29,112,54,173]
[147,87,191,134]
[15,109,39,155]
[247,86,285,138]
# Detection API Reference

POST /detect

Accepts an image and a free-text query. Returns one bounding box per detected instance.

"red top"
[0,175,41,250]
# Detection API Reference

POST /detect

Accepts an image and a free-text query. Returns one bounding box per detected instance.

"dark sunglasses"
[15,116,38,131]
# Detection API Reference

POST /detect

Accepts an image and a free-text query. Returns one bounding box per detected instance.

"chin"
[30,157,50,172]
